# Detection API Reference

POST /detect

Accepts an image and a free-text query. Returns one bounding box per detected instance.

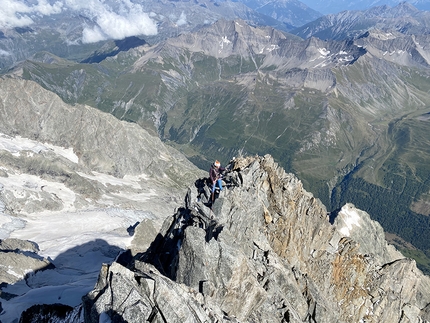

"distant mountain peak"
[292,2,430,40]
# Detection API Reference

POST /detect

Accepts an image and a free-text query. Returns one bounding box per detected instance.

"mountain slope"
[9,18,430,273]
[0,76,205,321]
[236,0,322,27]
[292,2,430,40]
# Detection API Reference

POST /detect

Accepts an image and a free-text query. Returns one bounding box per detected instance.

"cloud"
[176,12,187,27]
[0,49,11,56]
[82,7,158,43]
[0,0,36,28]
[65,0,158,42]
[0,0,62,28]
[0,0,157,43]
[82,25,107,44]
[35,0,63,15]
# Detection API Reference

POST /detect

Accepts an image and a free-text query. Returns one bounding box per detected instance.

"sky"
[0,0,158,43]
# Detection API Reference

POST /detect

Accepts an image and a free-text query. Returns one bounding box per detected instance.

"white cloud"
[65,0,158,42]
[0,49,11,56]
[176,12,187,26]
[82,9,157,43]
[0,0,34,28]
[0,0,62,28]
[34,0,63,16]
[82,25,107,44]
[0,0,157,43]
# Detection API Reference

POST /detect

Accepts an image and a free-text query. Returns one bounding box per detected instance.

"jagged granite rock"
[81,261,237,323]
[74,155,430,322]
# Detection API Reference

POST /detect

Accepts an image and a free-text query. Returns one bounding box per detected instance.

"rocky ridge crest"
[76,155,430,323]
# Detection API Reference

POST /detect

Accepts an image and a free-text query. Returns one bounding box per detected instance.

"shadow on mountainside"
[0,238,124,322]
[80,36,147,63]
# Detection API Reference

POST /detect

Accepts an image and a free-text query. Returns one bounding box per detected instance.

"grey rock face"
[0,77,205,226]
[81,155,430,323]
[141,19,365,70]
[333,203,404,265]
[0,77,199,180]
[0,238,52,286]
[0,238,39,253]
[83,261,234,323]
[0,76,205,321]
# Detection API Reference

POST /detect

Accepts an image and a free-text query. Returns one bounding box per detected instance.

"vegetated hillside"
[291,2,430,40]
[9,18,430,274]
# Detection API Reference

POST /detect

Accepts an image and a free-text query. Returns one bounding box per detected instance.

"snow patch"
[221,36,231,44]
[338,205,362,236]
[0,206,153,322]
[0,49,11,56]
[77,171,148,189]
[318,48,330,56]
[158,152,171,161]
[1,172,77,212]
[259,44,279,54]
[0,133,79,163]
[8,209,142,259]
[43,142,79,163]
[219,36,231,53]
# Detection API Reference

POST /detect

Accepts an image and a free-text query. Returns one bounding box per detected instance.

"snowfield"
[0,133,160,322]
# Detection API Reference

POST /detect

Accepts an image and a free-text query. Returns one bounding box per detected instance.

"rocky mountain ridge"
[292,2,430,40]
[0,0,322,74]
[300,0,430,14]
[138,19,364,67]
[11,16,430,273]
[22,155,430,322]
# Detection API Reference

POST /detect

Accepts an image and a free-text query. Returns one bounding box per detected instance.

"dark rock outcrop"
[0,238,52,287]
[80,155,430,323]
[19,304,76,323]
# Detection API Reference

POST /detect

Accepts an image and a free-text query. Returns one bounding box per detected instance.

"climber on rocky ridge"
[209,160,225,201]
